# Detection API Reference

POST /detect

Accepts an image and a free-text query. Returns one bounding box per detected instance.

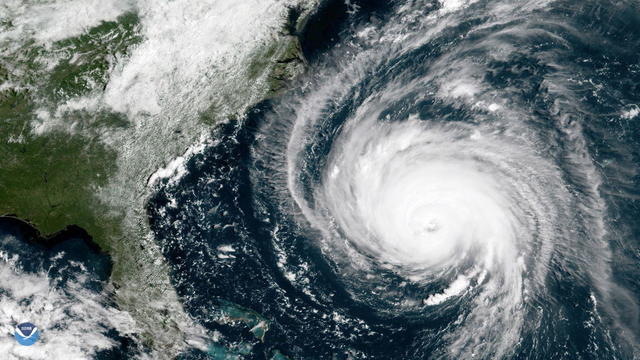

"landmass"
[0,1,318,357]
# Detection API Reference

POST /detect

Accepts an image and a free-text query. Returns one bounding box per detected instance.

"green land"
[1,6,309,357]
[0,12,141,250]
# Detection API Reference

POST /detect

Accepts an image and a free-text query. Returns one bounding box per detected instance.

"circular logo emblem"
[14,322,39,346]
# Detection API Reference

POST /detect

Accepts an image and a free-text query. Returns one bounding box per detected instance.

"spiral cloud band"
[288,93,570,358]
[147,0,640,358]
[273,0,619,357]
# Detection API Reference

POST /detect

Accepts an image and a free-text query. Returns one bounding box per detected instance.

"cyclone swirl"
[149,0,640,358]
[288,116,562,358]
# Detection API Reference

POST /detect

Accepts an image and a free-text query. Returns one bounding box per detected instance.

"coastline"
[0,215,107,256]
[0,1,323,357]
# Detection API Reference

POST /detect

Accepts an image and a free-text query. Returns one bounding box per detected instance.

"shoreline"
[0,215,108,256]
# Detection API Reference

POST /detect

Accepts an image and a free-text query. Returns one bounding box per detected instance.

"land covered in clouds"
[0,0,317,357]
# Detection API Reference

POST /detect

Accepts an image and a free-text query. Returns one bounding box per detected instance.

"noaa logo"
[14,322,39,346]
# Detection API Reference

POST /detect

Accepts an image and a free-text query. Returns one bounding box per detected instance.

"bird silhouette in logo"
[14,322,39,346]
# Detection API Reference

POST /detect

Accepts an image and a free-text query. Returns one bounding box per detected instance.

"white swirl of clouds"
[291,107,569,358]
[276,0,617,358]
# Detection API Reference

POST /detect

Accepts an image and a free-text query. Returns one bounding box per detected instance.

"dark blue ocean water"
[147,1,640,359]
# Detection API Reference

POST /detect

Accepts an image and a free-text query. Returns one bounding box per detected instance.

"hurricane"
[147,0,640,358]
[289,114,563,357]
